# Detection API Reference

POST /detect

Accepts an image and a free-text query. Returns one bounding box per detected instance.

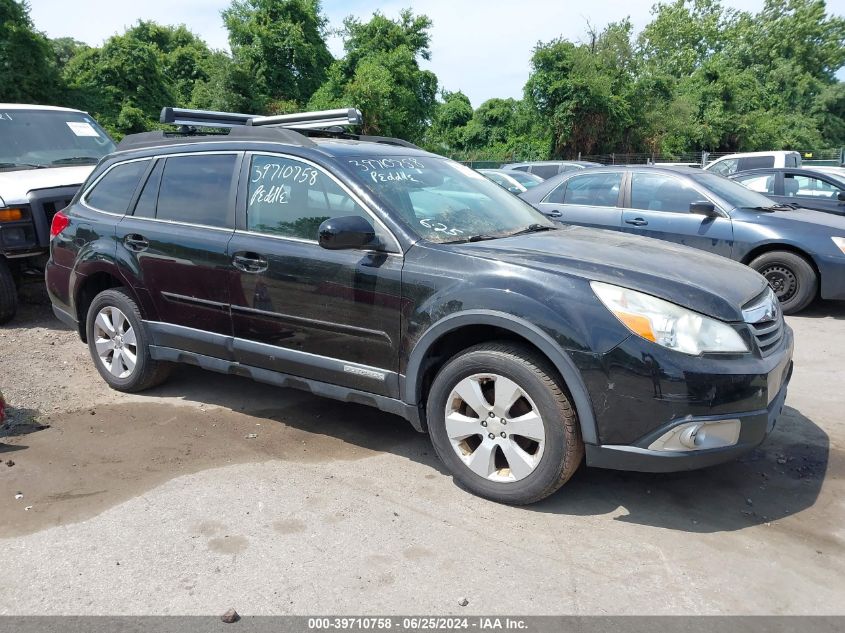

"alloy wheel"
[93,306,137,379]
[444,373,546,482]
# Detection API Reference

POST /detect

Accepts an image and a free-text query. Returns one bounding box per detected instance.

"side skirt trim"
[148,345,424,432]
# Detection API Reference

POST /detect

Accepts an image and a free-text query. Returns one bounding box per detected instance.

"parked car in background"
[501,160,602,180]
[0,104,115,323]
[46,107,795,504]
[478,168,544,193]
[520,165,845,314]
[704,151,801,176]
[808,165,845,181]
[730,167,845,216]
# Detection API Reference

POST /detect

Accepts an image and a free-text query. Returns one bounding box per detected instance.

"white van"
[704,150,801,176]
[0,104,115,322]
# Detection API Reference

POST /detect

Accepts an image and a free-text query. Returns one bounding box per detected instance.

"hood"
[752,206,845,231]
[0,166,93,206]
[451,226,768,322]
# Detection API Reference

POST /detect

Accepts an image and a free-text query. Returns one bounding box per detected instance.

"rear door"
[536,171,624,229]
[115,151,241,354]
[620,171,734,257]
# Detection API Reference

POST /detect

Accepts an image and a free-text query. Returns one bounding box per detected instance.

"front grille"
[749,316,784,356]
[742,289,785,357]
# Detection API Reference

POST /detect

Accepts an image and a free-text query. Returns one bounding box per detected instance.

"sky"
[26,0,845,108]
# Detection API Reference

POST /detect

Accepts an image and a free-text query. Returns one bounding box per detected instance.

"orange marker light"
[0,208,23,222]
[616,311,657,342]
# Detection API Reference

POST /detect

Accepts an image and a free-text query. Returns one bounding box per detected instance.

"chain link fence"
[460,148,843,169]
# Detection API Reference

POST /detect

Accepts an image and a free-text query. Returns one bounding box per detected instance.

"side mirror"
[508,186,522,194]
[690,201,719,217]
[318,215,376,250]
[838,191,845,202]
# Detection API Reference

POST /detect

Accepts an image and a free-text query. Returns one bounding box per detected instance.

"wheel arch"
[741,242,821,281]
[73,271,140,342]
[402,310,599,445]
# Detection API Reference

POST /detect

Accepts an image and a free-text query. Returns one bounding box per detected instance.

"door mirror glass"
[318,215,376,250]
[690,201,718,217]
[838,191,845,202]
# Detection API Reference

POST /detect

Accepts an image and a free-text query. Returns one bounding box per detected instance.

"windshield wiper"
[443,234,500,244]
[748,204,796,212]
[508,223,558,237]
[51,156,98,165]
[0,161,47,170]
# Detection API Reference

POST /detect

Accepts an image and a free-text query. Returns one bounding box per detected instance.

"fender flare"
[403,310,599,445]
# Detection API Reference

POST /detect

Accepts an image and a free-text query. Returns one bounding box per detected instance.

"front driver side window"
[734,173,775,194]
[631,173,703,213]
[711,158,738,175]
[247,154,385,244]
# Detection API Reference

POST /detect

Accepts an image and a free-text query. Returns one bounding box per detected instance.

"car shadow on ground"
[146,367,829,535]
[797,299,845,320]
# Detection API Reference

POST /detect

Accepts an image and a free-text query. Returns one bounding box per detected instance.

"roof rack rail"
[160,106,363,131]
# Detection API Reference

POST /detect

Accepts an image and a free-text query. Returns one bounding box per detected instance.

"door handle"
[625,217,648,226]
[233,253,268,273]
[544,209,563,218]
[123,234,149,252]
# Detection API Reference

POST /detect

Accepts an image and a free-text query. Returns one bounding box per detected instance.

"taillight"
[50,210,70,239]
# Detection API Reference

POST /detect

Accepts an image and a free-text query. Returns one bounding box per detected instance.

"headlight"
[591,281,749,355]
[832,237,845,255]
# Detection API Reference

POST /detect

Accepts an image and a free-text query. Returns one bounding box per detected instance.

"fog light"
[648,419,741,452]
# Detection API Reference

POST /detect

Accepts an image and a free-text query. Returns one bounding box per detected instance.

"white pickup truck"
[0,104,115,323]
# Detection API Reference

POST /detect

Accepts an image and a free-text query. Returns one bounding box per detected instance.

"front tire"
[749,251,817,314]
[86,288,171,392]
[426,342,584,504]
[0,258,17,325]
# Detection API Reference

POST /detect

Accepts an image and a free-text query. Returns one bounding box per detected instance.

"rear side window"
[556,172,622,207]
[155,154,236,227]
[786,154,799,168]
[739,156,775,171]
[531,164,560,179]
[85,160,148,214]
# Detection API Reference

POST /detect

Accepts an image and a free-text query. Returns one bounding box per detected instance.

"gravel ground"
[0,284,843,615]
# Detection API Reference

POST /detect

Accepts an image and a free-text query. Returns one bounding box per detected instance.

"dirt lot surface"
[0,285,843,615]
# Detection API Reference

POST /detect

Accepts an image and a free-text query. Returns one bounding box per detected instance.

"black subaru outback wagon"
[46,108,794,504]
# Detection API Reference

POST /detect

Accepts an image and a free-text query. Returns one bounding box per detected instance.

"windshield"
[0,109,115,171]
[345,156,554,243]
[506,170,543,188]
[691,171,778,209]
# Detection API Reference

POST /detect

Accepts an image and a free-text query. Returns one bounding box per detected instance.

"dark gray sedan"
[520,165,845,314]
[729,167,845,216]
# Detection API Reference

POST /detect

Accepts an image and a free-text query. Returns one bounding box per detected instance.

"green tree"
[0,0,57,103]
[63,32,174,136]
[222,0,332,110]
[308,10,437,142]
[525,21,636,158]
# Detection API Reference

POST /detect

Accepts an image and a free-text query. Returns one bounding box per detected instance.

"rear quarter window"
[85,160,148,214]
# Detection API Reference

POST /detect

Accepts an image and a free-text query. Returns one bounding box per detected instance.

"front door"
[227,152,404,397]
[115,152,241,354]
[620,171,734,258]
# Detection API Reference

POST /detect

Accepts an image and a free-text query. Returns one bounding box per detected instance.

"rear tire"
[749,251,817,315]
[426,342,584,505]
[86,288,171,392]
[0,259,17,325]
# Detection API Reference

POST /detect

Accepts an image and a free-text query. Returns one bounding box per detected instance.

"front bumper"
[817,253,845,301]
[585,363,791,472]
[576,325,794,472]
